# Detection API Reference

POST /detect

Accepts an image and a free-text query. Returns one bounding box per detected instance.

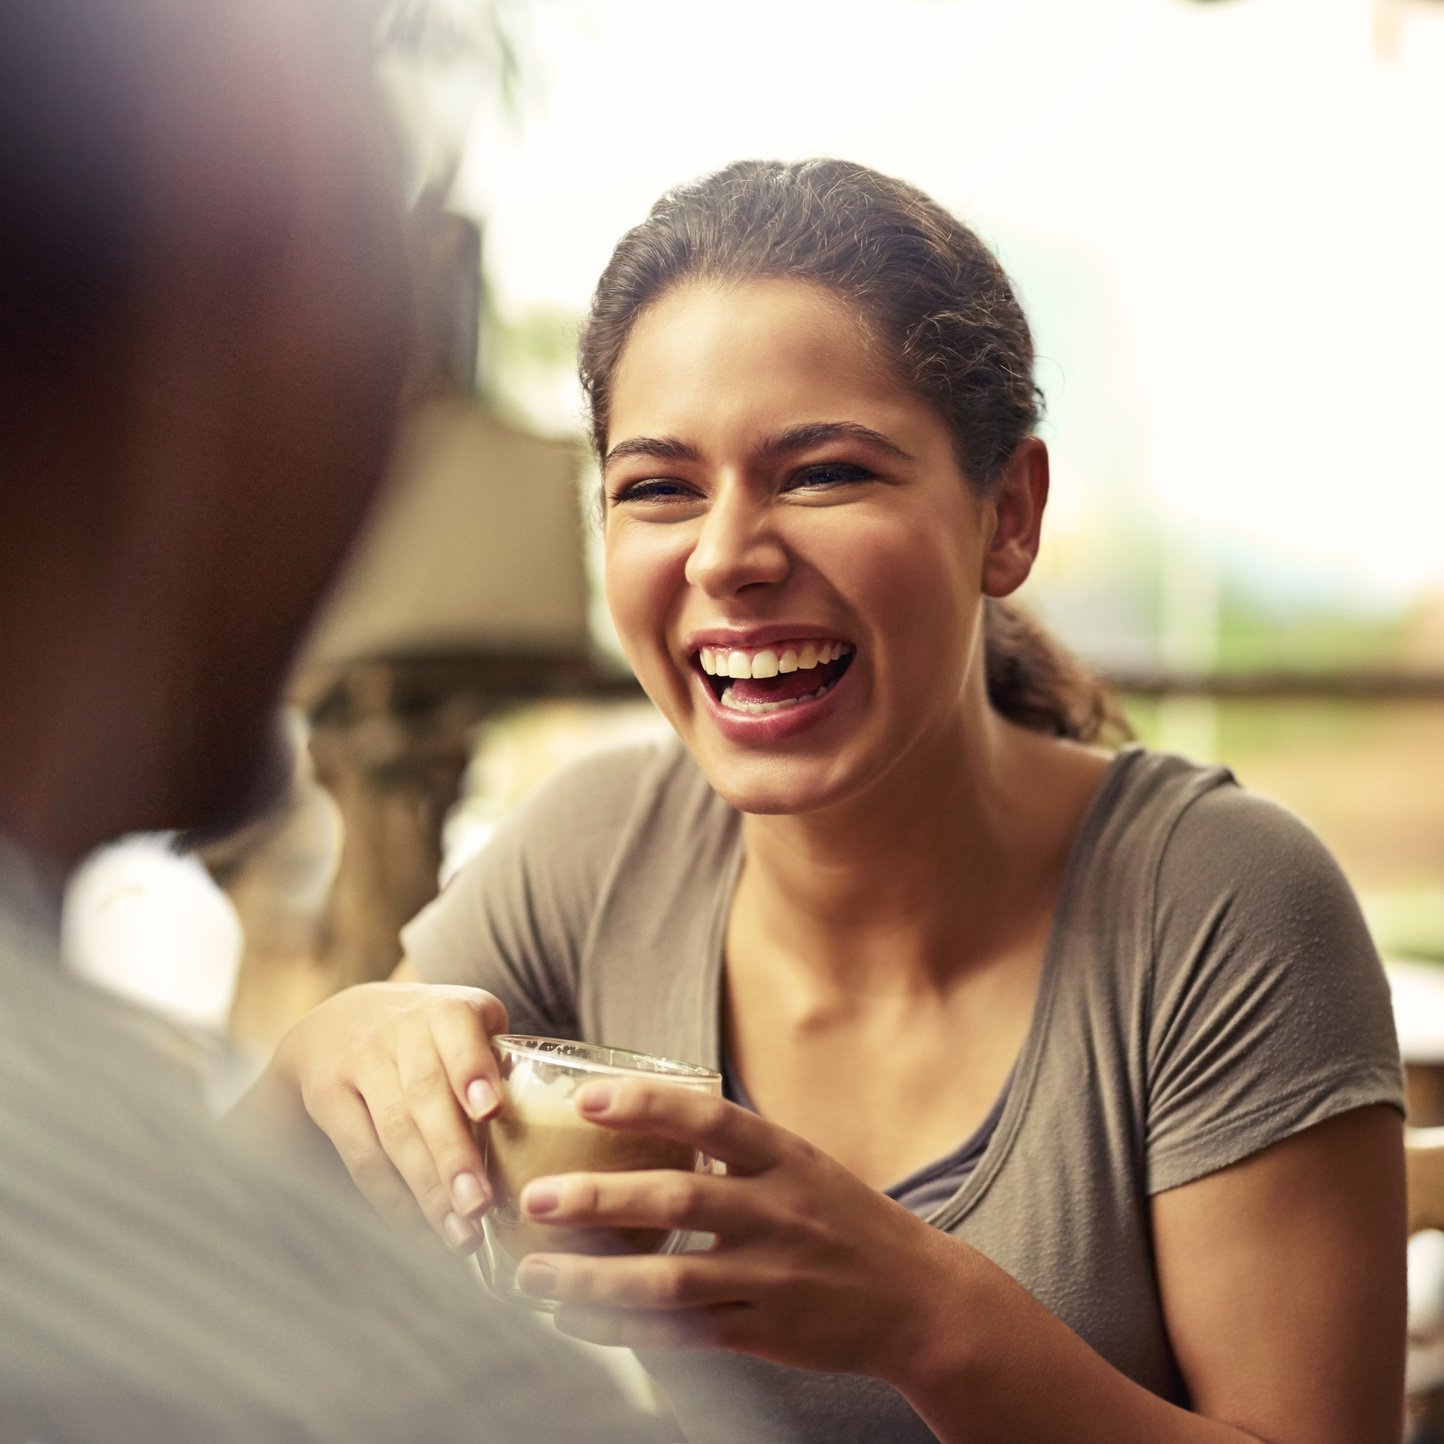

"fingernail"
[517,1260,558,1297]
[452,1171,487,1216]
[575,1082,616,1115]
[522,1181,560,1217]
[442,1212,474,1251]
[466,1079,499,1120]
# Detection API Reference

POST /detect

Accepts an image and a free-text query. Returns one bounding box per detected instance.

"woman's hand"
[510,1078,956,1383]
[260,981,509,1251]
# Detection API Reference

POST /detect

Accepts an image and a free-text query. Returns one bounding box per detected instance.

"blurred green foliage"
[1214,602,1415,675]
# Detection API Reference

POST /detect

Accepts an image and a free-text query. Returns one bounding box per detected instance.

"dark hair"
[578,158,1127,746]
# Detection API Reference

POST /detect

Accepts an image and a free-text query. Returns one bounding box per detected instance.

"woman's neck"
[734,712,1108,995]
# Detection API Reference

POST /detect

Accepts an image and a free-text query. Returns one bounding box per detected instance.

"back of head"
[579,158,1128,745]
[0,3,144,472]
[0,15,656,1441]
[0,0,414,863]
[0,1,395,412]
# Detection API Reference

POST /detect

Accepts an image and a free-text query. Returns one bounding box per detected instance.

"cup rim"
[491,1033,720,1083]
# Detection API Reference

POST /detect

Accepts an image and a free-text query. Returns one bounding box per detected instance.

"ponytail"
[982,599,1130,746]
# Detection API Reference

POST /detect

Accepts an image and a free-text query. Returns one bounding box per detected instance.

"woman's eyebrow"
[602,421,914,472]
[602,435,699,471]
[759,421,914,462]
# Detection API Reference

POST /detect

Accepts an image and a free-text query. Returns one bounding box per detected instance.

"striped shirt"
[1,835,649,1444]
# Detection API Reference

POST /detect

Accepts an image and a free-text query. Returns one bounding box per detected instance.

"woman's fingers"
[574,1079,787,1176]
[520,1167,747,1239]
[359,1069,461,1234]
[516,1245,746,1312]
[301,1082,429,1236]
[263,982,511,1249]
[550,1302,748,1353]
[426,991,508,1124]
[394,1020,492,1229]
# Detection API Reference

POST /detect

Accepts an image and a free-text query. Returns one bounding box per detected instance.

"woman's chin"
[694,751,852,819]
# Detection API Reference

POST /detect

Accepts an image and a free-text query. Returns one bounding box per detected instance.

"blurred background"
[63,0,1444,1089]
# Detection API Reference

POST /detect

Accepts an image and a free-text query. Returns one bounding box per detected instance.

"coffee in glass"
[478,1035,722,1308]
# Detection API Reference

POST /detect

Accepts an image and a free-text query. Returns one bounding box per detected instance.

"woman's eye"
[788,462,874,491]
[607,477,695,507]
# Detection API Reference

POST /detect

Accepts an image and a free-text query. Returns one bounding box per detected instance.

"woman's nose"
[683,491,789,597]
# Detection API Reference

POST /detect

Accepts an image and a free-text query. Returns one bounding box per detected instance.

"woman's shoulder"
[1090,742,1232,828]
[1087,743,1311,871]
[1068,742,1381,974]
[1081,747,1389,1034]
[401,731,732,992]
[515,730,725,831]
[1094,743,1343,895]
[483,730,735,888]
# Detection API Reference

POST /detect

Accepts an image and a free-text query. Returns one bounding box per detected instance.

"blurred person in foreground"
[0,2,648,1440]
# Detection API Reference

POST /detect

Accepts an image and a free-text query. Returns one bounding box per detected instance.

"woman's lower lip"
[692,666,850,743]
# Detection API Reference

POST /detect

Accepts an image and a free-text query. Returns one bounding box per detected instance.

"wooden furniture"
[217,651,637,1051]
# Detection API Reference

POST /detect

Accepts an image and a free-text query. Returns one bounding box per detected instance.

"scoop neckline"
[698,744,1147,1229]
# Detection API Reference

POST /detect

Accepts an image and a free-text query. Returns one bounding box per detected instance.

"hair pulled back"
[578,158,1126,745]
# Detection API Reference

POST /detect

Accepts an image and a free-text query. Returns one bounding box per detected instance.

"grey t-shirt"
[404,740,1404,1443]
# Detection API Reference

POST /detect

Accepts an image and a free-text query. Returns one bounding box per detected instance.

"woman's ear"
[981,437,1049,599]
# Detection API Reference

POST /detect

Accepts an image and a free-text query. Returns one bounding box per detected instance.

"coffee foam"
[499,1064,716,1127]
[498,1076,589,1129]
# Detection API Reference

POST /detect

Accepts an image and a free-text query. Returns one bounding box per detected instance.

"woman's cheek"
[604,530,682,672]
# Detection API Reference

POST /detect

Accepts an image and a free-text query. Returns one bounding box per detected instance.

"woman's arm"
[518,1086,1404,1444]
[1155,1104,1403,1441]
[901,1103,1404,1443]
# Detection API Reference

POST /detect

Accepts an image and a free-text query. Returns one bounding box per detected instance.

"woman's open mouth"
[694,640,855,715]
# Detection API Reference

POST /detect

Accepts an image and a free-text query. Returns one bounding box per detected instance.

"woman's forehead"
[608,278,905,429]
[602,305,964,489]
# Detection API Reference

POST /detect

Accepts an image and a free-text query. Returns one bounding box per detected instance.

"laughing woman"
[263,160,1405,1443]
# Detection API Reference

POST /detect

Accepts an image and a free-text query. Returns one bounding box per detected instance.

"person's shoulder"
[444,729,728,918]
[1131,749,1342,895]
[512,730,724,839]
[1096,743,1233,829]
[1093,743,1307,865]
[1119,751,1402,1186]
[0,955,646,1441]
[1083,743,1364,936]
[1105,748,1377,978]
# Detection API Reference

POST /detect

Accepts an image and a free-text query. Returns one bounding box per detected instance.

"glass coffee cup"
[477,1035,722,1309]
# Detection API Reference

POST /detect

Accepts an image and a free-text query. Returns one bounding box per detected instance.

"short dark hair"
[0,4,145,391]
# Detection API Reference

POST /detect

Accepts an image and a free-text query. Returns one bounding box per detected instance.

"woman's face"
[601,277,998,817]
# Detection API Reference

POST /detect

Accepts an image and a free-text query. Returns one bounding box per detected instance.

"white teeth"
[719,682,833,714]
[697,641,852,680]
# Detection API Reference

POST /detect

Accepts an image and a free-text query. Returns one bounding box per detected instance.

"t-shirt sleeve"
[1143,782,1404,1195]
[399,742,659,1038]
